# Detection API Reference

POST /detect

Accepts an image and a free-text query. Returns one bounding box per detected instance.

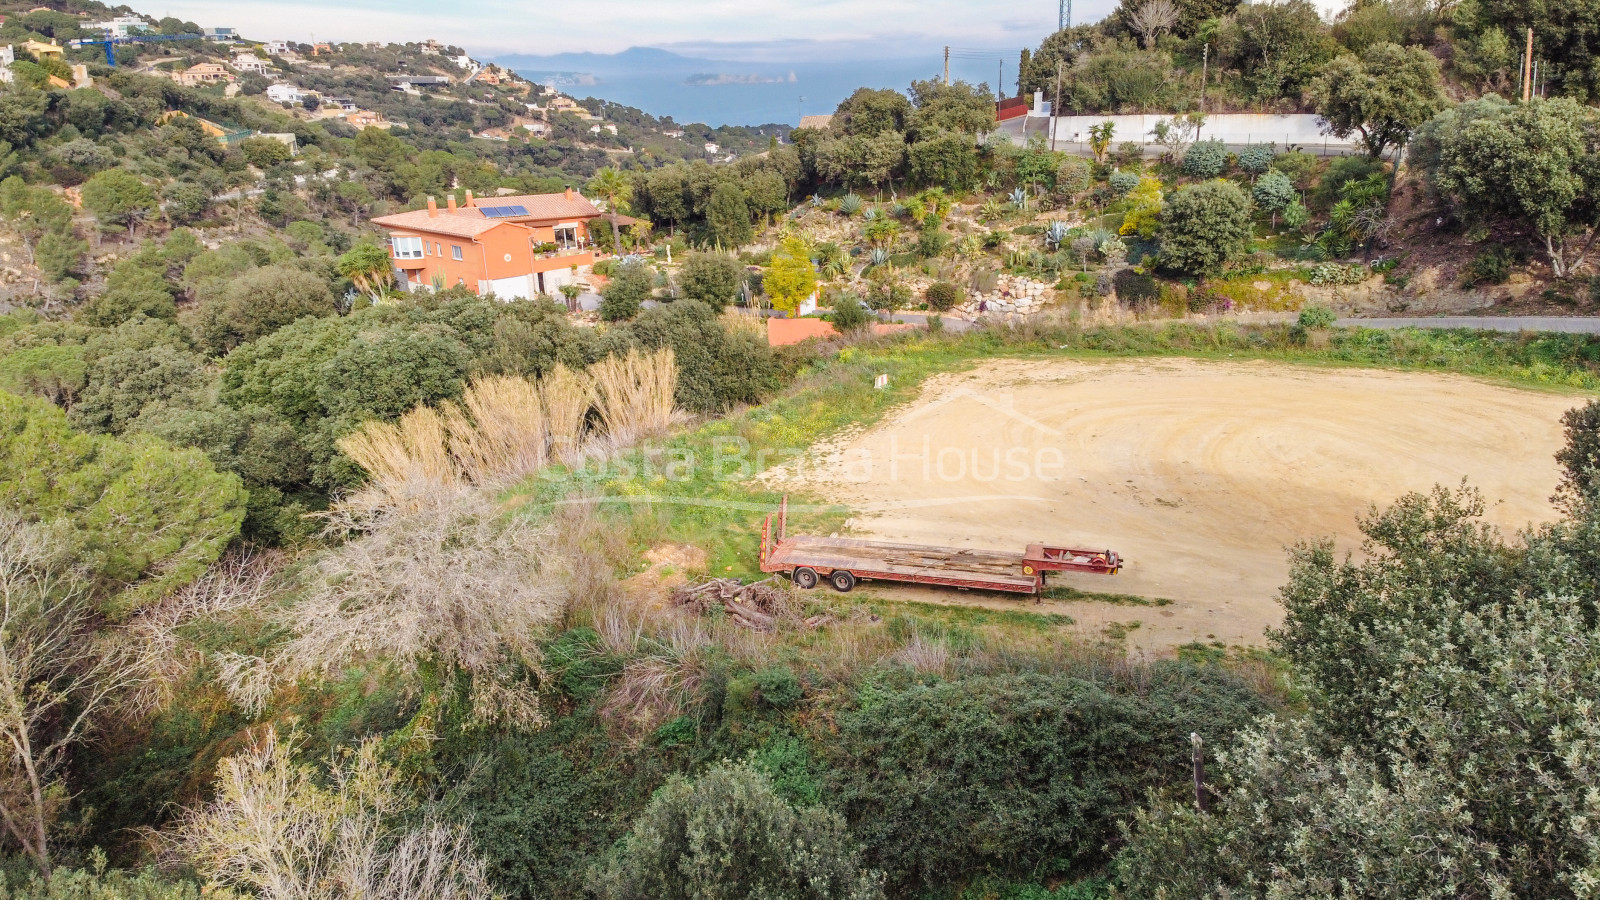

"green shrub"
[828,292,873,333]
[1055,157,1092,196]
[621,300,779,411]
[592,762,883,900]
[0,392,246,615]
[925,281,962,311]
[676,252,745,311]
[1116,485,1600,898]
[1181,139,1229,178]
[1297,304,1337,328]
[1236,143,1276,174]
[1108,171,1141,196]
[826,667,1270,894]
[601,261,654,321]
[1307,263,1367,285]
[755,666,803,708]
[1158,181,1254,276]
[1460,245,1518,287]
[1113,269,1161,307]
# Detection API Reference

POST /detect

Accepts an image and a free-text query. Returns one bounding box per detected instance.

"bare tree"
[220,489,564,728]
[1153,112,1205,163]
[173,728,495,900]
[1128,0,1180,49]
[117,550,283,722]
[0,513,142,878]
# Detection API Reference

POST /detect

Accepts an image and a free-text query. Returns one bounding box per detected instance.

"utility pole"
[944,46,950,85]
[1059,0,1073,32]
[1523,27,1534,101]
[1200,44,1208,113]
[1051,59,1062,152]
[797,95,804,125]
[998,60,1003,100]
[1191,733,1208,812]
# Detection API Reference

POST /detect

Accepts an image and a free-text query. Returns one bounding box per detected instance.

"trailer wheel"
[829,570,856,592]
[793,567,819,589]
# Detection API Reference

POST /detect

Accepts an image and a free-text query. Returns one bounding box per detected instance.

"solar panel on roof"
[479,205,529,218]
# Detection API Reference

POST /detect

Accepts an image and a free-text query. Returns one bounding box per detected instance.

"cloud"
[156,0,1124,56]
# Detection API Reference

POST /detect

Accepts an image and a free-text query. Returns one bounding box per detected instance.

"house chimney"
[464,188,474,207]
[427,196,438,217]
[564,186,574,200]
[447,193,457,213]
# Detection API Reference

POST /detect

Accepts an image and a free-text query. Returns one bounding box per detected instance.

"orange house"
[371,188,602,299]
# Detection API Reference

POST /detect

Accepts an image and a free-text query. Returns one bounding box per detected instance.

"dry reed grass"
[337,407,462,505]
[338,350,677,509]
[540,363,593,465]
[591,347,678,449]
[445,375,547,485]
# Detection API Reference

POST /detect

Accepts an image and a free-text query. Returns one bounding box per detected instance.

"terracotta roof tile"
[466,192,601,220]
[370,208,510,238]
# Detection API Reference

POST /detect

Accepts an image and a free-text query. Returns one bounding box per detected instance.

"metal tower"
[1059,0,1072,32]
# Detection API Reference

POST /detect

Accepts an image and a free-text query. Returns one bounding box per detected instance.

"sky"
[150,0,1122,61]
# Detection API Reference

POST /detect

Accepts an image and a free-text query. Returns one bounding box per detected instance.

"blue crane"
[68,32,205,67]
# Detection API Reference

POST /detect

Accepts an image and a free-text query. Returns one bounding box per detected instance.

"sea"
[487,49,1012,128]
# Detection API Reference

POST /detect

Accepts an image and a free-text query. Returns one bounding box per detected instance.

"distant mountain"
[493,46,775,79]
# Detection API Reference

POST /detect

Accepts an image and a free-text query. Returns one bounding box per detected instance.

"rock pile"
[956,274,1057,316]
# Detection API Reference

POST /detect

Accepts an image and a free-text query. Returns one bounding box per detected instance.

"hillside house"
[264,40,291,56]
[86,15,146,37]
[21,40,62,61]
[372,188,603,298]
[168,62,235,87]
[547,95,596,120]
[0,46,13,83]
[265,82,308,104]
[231,53,269,75]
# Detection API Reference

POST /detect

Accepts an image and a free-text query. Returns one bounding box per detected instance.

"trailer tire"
[793,567,819,589]
[829,570,856,592]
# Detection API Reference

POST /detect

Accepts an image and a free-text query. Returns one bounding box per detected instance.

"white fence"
[999,113,1367,157]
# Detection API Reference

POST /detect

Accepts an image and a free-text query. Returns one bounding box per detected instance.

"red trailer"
[758,497,1121,596]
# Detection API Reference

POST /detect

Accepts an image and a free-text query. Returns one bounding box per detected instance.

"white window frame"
[553,224,579,249]
[392,236,424,259]
[451,244,463,261]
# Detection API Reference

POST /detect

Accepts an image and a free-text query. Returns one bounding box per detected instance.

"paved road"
[1339,316,1600,334]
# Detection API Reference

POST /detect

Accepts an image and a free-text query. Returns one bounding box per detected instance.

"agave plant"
[979,199,1005,222]
[838,193,863,216]
[814,241,849,280]
[867,248,892,269]
[1009,188,1028,212]
[957,234,983,257]
[1044,220,1071,251]
[1085,228,1116,249]
[888,202,908,219]
[809,193,823,207]
[862,207,879,222]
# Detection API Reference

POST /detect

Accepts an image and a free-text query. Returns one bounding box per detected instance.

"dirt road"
[765,358,1581,652]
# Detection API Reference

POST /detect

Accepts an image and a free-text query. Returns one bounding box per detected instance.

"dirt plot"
[765,358,1581,652]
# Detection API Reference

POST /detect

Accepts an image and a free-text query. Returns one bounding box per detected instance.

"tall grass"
[341,351,681,505]
[591,347,678,449]
[446,375,547,485]
[338,406,462,505]
[540,363,594,465]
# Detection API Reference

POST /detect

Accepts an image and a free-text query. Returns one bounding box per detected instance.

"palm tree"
[585,168,631,254]
[337,242,395,303]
